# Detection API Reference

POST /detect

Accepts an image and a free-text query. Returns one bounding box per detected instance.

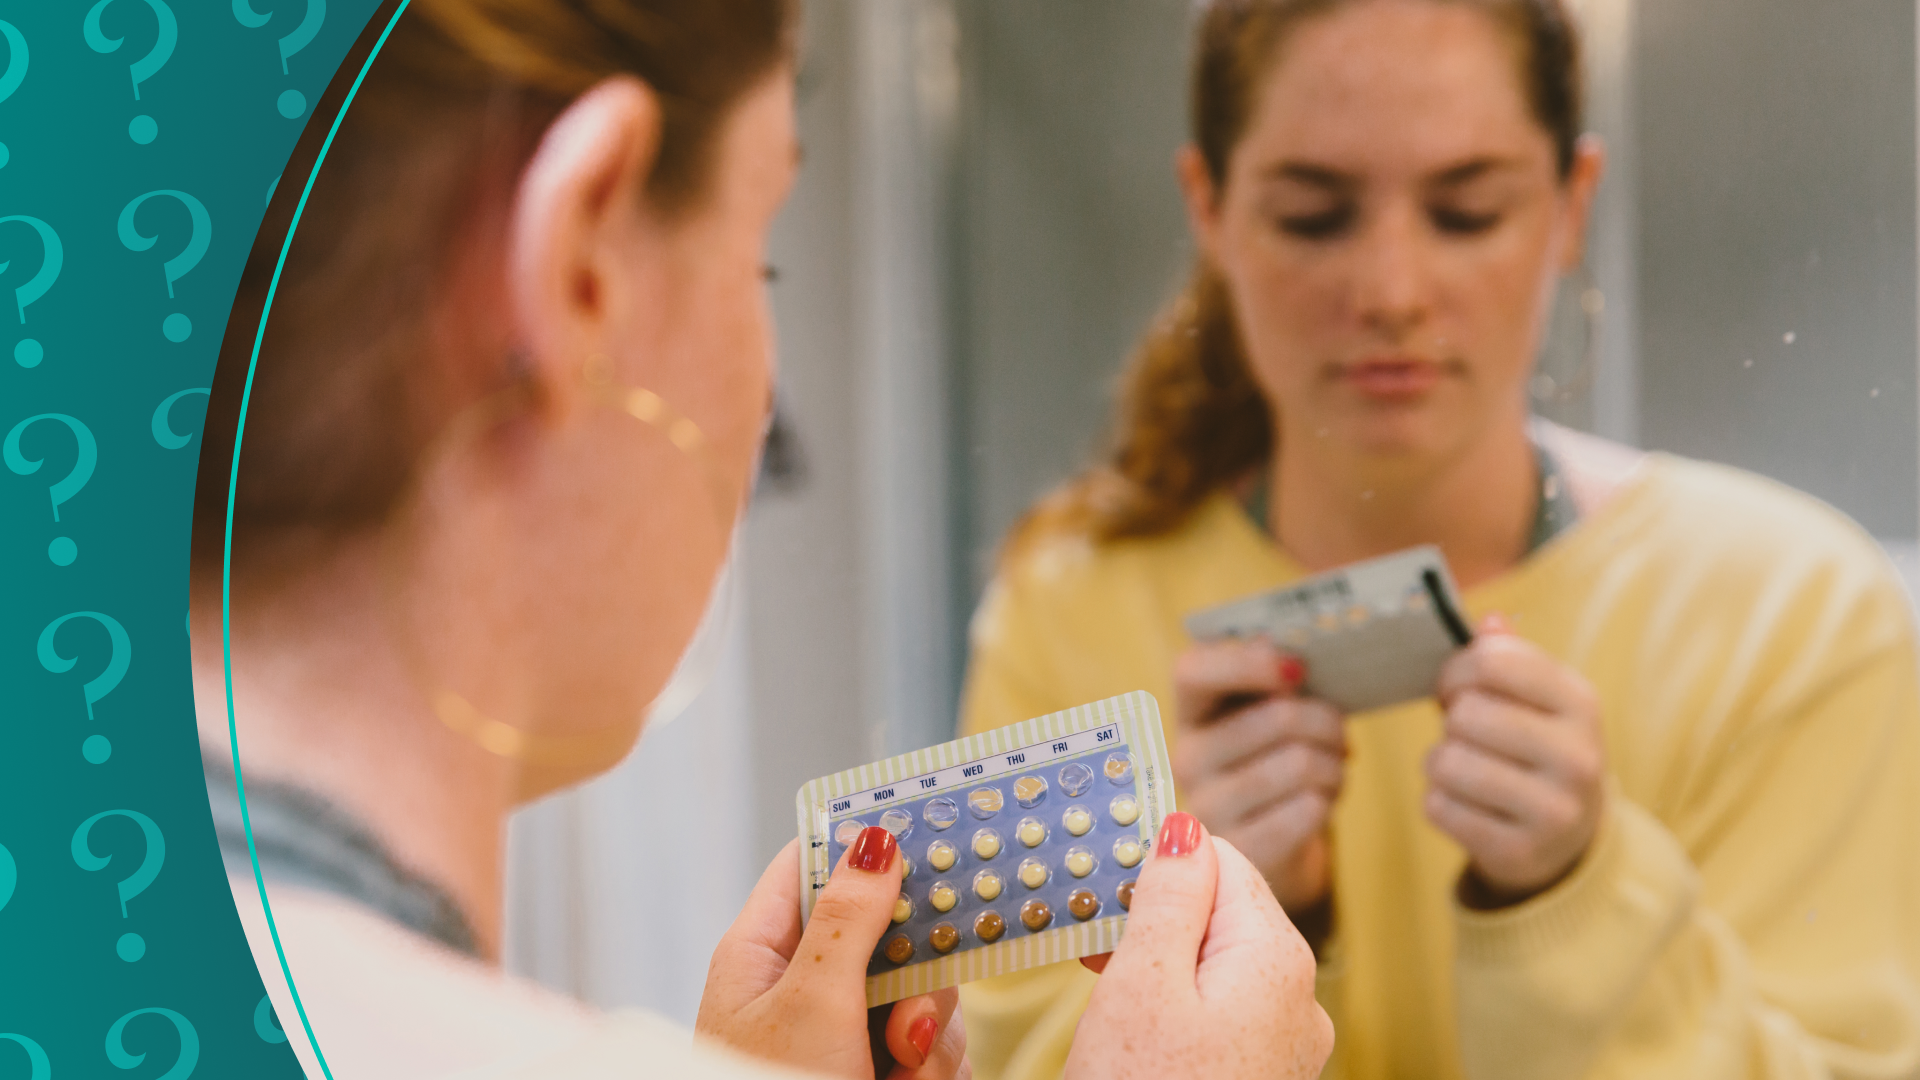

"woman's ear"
[1558,133,1606,271]
[508,76,664,421]
[1177,144,1224,264]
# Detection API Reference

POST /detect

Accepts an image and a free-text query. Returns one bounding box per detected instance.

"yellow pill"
[1064,848,1095,878]
[892,896,913,923]
[1014,776,1048,808]
[1113,836,1144,868]
[974,869,1004,901]
[1062,806,1094,836]
[972,829,1002,860]
[929,882,958,912]
[1019,858,1049,889]
[1017,818,1047,848]
[927,840,957,872]
[900,856,914,880]
[1109,794,1140,827]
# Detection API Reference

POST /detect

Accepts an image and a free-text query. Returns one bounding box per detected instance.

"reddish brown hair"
[1025,0,1585,548]
[192,0,794,573]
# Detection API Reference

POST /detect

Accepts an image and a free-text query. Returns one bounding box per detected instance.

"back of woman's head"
[1025,0,1583,550]
[191,0,793,576]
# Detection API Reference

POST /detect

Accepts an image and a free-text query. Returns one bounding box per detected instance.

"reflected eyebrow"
[1259,161,1358,191]
[1429,156,1526,186]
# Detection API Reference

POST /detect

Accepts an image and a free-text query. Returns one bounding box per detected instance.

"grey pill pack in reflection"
[1184,545,1474,714]
[795,692,1174,1006]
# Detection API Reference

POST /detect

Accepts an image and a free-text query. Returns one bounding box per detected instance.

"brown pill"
[1020,899,1053,932]
[1068,889,1100,921]
[885,935,915,965]
[1116,880,1135,911]
[974,910,1006,943]
[929,922,960,954]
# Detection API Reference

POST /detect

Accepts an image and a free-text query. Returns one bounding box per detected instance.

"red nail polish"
[1279,655,1307,688]
[1156,812,1203,857]
[908,1016,938,1060]
[848,826,897,873]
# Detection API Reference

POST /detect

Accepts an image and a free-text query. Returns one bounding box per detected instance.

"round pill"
[885,935,915,965]
[1064,846,1096,878]
[1016,817,1047,848]
[972,828,1002,860]
[969,787,1004,819]
[1018,857,1050,890]
[1020,899,1053,932]
[834,819,866,846]
[1104,753,1134,786]
[924,798,959,831]
[930,923,960,954]
[893,896,913,923]
[1062,805,1094,836]
[927,840,958,872]
[929,881,958,912]
[974,910,1006,943]
[1014,775,1048,809]
[974,869,1004,901]
[1068,889,1100,921]
[1109,794,1140,827]
[900,855,914,880]
[1116,880,1135,910]
[879,807,915,842]
[1113,836,1144,868]
[1057,762,1094,797]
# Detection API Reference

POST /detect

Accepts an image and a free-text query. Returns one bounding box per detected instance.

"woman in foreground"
[959,0,1920,1077]
[188,0,1332,1077]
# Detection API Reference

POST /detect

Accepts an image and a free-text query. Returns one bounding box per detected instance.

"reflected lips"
[1341,357,1445,399]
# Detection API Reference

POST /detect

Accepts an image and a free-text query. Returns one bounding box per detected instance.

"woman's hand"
[1068,812,1334,1079]
[1171,639,1346,913]
[697,832,968,1080]
[1425,615,1606,907]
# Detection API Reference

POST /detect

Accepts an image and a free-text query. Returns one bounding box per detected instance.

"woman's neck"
[191,538,517,960]
[1268,415,1538,590]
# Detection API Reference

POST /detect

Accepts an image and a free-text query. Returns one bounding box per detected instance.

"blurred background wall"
[503,0,1919,1021]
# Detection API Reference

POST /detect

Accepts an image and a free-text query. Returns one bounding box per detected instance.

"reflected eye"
[1430,207,1501,235]
[762,264,781,283]
[1276,207,1355,240]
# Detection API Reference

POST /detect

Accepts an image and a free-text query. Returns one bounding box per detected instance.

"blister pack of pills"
[796,691,1174,1007]
[1184,545,1473,714]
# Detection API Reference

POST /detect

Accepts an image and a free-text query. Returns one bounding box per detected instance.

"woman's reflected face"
[1200,0,1590,462]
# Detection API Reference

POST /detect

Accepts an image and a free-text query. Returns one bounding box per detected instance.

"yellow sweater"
[957,455,1920,1080]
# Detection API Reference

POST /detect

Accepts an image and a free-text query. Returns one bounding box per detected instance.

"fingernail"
[1278,655,1307,687]
[848,826,898,873]
[908,1016,937,1061]
[1481,613,1513,635]
[1156,811,1203,857]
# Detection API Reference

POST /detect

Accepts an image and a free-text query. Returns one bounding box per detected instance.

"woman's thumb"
[1099,812,1217,991]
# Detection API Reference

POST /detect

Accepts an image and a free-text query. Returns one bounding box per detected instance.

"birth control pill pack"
[1184,545,1474,714]
[796,691,1175,1006]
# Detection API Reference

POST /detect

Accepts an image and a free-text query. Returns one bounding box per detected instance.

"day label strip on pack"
[796,691,1175,1007]
[1184,545,1473,714]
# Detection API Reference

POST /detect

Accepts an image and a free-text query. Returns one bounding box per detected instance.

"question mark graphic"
[151,387,210,449]
[0,1035,50,1080]
[0,22,28,171]
[252,996,287,1044]
[233,0,326,119]
[5,413,96,565]
[105,1009,197,1080]
[0,841,15,914]
[38,611,132,765]
[72,810,165,963]
[0,216,62,369]
[118,190,209,344]
[83,0,176,145]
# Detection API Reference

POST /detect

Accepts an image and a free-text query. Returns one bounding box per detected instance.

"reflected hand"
[697,834,968,1080]
[1171,639,1346,913]
[1067,813,1334,1079]
[1425,615,1606,907]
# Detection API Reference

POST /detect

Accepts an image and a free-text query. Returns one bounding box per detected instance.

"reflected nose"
[1351,204,1433,343]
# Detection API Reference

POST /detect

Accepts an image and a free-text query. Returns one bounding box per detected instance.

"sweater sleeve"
[1452,572,1920,1079]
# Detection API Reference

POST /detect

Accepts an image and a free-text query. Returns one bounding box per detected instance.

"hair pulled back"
[192,0,794,572]
[1029,0,1584,548]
